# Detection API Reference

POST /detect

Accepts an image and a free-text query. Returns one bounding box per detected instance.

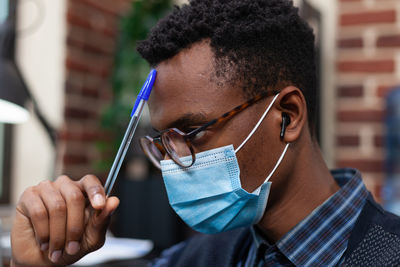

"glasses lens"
[140,137,164,169]
[162,130,194,167]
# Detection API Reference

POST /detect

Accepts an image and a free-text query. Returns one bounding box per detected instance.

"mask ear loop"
[252,143,290,195]
[264,143,289,183]
[234,94,280,153]
[232,93,289,195]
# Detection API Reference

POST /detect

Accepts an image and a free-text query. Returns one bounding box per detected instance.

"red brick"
[68,0,116,19]
[337,110,385,122]
[340,10,396,26]
[338,38,363,48]
[65,81,81,95]
[63,154,89,165]
[67,11,117,38]
[60,130,97,142]
[64,106,98,120]
[67,10,90,29]
[67,36,112,56]
[98,88,113,101]
[82,132,103,142]
[374,135,384,147]
[62,0,128,175]
[76,0,132,17]
[66,57,110,78]
[377,35,400,47]
[337,159,383,172]
[68,25,115,53]
[376,85,399,98]
[59,124,113,142]
[65,81,104,99]
[59,130,79,141]
[66,58,90,74]
[337,60,395,73]
[338,85,363,97]
[82,87,100,98]
[337,135,360,146]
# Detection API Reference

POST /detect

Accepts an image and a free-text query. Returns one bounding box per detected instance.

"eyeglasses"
[139,90,278,169]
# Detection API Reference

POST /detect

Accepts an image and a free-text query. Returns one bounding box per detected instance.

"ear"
[275,86,308,143]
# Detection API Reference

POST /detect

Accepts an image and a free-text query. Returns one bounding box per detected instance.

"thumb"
[82,196,120,252]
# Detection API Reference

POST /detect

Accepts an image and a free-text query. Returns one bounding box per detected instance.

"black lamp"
[0,18,29,123]
[0,5,56,147]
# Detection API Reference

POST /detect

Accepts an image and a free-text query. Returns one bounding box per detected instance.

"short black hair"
[137,0,317,133]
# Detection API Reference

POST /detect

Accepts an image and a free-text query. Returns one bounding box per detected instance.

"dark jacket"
[158,195,400,267]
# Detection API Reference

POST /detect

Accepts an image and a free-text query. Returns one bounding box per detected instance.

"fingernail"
[66,241,80,255]
[50,250,62,263]
[40,242,49,251]
[93,193,105,207]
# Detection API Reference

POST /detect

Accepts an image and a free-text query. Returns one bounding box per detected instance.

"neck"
[257,139,340,243]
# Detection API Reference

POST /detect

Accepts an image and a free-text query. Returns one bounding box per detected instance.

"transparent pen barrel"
[104,100,146,196]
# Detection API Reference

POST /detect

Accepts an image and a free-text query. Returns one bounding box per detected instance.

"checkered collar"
[251,168,369,266]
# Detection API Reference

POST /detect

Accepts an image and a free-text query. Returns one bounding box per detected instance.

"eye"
[193,131,206,140]
[190,130,211,146]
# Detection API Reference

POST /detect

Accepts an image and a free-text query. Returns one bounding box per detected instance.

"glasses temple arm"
[186,90,279,139]
[186,119,218,138]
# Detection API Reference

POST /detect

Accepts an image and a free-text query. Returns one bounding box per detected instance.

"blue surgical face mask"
[160,94,290,234]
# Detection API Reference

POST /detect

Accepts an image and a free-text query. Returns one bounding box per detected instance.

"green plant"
[96,0,173,172]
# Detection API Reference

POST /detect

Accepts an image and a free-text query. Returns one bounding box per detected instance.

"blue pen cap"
[143,69,157,100]
[131,69,157,117]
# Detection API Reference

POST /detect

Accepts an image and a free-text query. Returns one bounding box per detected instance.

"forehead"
[148,41,244,131]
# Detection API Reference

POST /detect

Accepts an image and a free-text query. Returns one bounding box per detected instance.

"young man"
[11,0,400,266]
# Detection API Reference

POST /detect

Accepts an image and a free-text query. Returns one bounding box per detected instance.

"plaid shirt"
[240,168,369,267]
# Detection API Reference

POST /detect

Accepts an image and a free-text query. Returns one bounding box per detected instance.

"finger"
[82,196,120,252]
[38,180,67,263]
[78,174,105,210]
[17,187,50,251]
[92,196,120,228]
[55,176,85,256]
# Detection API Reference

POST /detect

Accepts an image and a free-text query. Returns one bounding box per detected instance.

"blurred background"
[1,0,400,263]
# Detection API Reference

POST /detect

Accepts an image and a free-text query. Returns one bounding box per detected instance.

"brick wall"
[56,0,398,199]
[336,0,400,201]
[58,0,131,180]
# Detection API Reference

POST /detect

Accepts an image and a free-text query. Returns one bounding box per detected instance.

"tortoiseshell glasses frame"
[139,90,279,169]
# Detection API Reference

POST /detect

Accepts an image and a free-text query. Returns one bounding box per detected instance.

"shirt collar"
[251,168,369,266]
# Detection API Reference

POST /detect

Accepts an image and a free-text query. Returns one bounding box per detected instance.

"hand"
[11,174,120,266]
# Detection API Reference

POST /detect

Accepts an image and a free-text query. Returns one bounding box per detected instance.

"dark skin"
[10,40,339,266]
[148,41,340,241]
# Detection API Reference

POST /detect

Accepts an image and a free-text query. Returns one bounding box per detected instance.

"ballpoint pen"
[104,69,157,196]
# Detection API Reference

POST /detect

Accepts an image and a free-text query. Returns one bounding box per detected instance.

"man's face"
[148,41,283,192]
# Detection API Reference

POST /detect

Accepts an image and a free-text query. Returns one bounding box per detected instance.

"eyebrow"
[163,112,209,132]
